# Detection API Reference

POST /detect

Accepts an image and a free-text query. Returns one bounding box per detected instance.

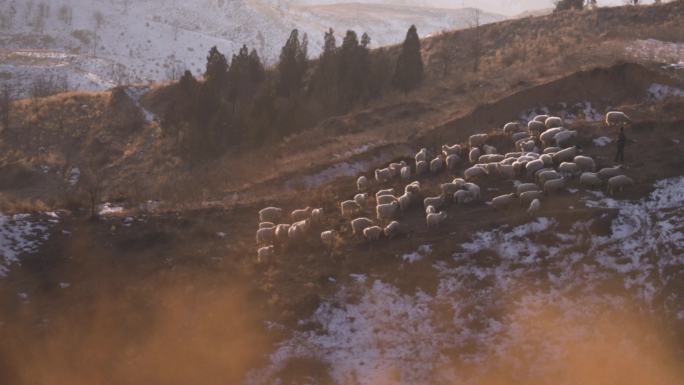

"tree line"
[160,25,423,160]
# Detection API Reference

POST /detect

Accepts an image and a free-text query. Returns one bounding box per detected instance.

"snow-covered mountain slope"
[0,0,503,97]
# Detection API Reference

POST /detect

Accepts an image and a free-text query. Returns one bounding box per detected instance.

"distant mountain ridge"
[0,0,504,97]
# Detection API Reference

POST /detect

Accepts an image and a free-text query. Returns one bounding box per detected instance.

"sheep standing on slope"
[377,194,398,205]
[357,176,370,192]
[275,224,291,244]
[341,200,361,218]
[398,192,414,212]
[426,211,448,227]
[351,217,375,235]
[442,144,461,156]
[446,154,461,170]
[573,155,596,172]
[430,155,446,173]
[464,183,481,201]
[469,147,482,163]
[384,221,402,239]
[375,168,391,183]
[259,222,275,229]
[259,207,283,223]
[400,166,412,180]
[490,193,516,209]
[552,146,578,164]
[256,226,275,246]
[597,166,624,180]
[320,230,337,248]
[376,202,400,223]
[311,208,324,225]
[291,206,312,222]
[545,116,563,129]
[415,148,428,163]
[257,245,275,260]
[453,190,475,205]
[503,122,522,135]
[544,178,566,194]
[354,193,370,209]
[363,226,384,241]
[527,198,541,215]
[580,172,603,188]
[607,175,635,195]
[469,134,488,148]
[424,194,446,210]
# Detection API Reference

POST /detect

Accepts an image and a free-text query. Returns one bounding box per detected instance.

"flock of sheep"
[254,111,635,259]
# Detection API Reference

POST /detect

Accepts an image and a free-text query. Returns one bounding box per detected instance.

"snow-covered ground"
[0,211,60,277]
[625,39,684,68]
[0,0,503,97]
[251,176,684,385]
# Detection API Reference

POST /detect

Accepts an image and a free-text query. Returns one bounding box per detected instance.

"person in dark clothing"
[615,126,626,162]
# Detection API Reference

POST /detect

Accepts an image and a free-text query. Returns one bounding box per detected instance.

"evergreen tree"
[277,29,307,97]
[338,30,370,108]
[205,46,228,94]
[392,25,423,93]
[553,0,585,11]
[361,32,371,49]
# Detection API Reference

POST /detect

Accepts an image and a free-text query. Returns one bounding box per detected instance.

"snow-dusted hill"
[0,0,504,97]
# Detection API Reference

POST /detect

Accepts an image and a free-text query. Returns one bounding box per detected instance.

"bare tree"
[92,11,104,56]
[0,85,11,132]
[79,162,104,220]
[469,8,482,73]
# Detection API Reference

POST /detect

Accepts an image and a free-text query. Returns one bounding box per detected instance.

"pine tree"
[361,32,371,49]
[392,25,423,93]
[276,29,307,97]
[553,0,585,11]
[205,46,228,94]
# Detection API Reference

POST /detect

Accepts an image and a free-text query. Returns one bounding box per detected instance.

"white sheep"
[259,207,283,223]
[256,226,275,245]
[540,154,554,167]
[554,130,577,148]
[573,155,596,172]
[483,144,498,155]
[490,193,516,209]
[534,114,549,123]
[479,154,505,164]
[425,205,437,214]
[400,166,412,180]
[505,151,523,159]
[519,190,544,207]
[388,161,406,178]
[605,111,631,126]
[259,222,275,229]
[537,169,561,185]
[545,116,563,129]
[275,224,291,244]
[543,146,561,154]
[503,122,522,135]
[376,188,395,198]
[558,162,580,177]
[516,183,540,196]
[528,120,546,136]
[426,211,447,227]
[597,166,624,180]
[540,127,564,147]
[452,178,466,189]
[527,198,541,215]
[311,208,324,224]
[464,165,487,181]
[398,192,414,211]
[519,140,536,153]
[440,182,461,196]
[430,155,445,173]
[363,225,384,241]
[496,163,515,179]
[512,132,530,142]
[580,172,603,187]
[351,217,374,235]
[469,133,488,148]
[469,147,482,163]
[376,202,400,222]
[442,144,461,156]
[446,154,461,170]
[416,160,429,175]
[320,230,337,248]
[288,219,310,240]
[357,176,370,192]
[257,245,274,260]
[552,146,577,164]
[405,181,421,195]
[340,200,361,218]
[453,190,475,205]
[544,178,566,194]
[423,194,445,209]
[354,193,370,209]
[384,221,402,239]
[415,148,428,163]
[375,168,391,183]
[291,206,313,222]
[525,159,545,175]
[607,175,635,195]
[377,194,398,205]
[464,182,481,201]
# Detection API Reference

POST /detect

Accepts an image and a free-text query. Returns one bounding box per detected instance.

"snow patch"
[0,212,58,277]
[647,83,684,101]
